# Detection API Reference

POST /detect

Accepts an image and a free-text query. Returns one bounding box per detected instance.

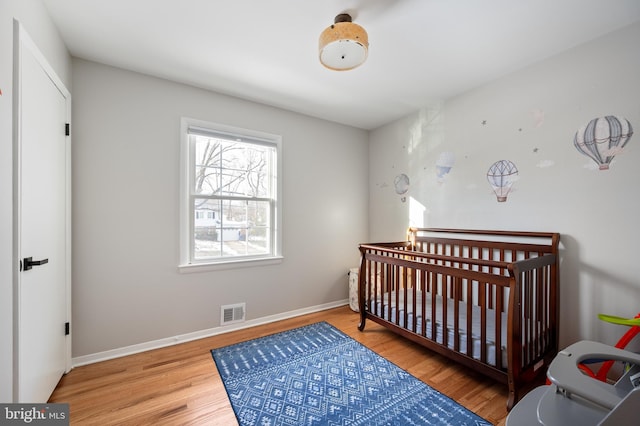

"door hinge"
[65,322,70,336]
[65,123,70,136]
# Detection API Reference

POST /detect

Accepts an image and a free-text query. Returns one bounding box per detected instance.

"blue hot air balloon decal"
[574,116,633,170]
[487,160,518,202]
[436,151,455,182]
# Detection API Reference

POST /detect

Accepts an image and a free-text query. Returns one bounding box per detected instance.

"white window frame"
[179,117,283,272]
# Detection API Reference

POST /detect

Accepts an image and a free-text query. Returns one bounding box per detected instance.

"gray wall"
[369,22,640,348]
[0,0,72,403]
[71,59,368,358]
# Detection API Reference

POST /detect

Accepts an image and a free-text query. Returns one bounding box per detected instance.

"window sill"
[178,256,283,273]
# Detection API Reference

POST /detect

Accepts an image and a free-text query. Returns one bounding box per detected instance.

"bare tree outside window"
[191,134,275,260]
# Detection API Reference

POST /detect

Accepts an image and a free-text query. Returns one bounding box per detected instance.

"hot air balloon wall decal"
[394,173,410,203]
[573,116,633,170]
[435,151,455,183]
[487,160,518,202]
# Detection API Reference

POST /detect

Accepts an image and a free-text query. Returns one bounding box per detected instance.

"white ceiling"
[42,0,640,130]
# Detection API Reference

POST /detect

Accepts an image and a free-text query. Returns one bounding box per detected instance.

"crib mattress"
[369,290,508,367]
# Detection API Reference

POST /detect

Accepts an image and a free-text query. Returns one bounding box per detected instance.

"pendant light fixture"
[319,13,369,71]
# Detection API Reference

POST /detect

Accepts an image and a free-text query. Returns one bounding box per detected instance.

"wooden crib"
[358,228,560,410]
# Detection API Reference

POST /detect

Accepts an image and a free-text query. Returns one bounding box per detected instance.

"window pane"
[192,134,272,197]
[216,200,270,258]
[193,198,271,260]
[246,169,270,198]
[193,135,221,195]
[219,166,246,197]
[194,165,221,195]
[246,200,271,254]
[193,198,222,260]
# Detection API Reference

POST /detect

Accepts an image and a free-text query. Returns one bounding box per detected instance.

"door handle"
[22,256,49,271]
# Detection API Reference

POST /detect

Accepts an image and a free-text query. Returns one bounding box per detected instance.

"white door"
[14,21,71,403]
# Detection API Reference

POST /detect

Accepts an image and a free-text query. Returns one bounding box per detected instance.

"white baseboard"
[72,299,349,367]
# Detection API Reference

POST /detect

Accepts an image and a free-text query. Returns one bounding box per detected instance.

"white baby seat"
[506,340,640,425]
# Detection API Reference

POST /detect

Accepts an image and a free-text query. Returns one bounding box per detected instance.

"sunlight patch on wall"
[409,196,426,228]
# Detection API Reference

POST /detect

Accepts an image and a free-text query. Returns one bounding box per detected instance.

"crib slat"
[527,268,534,365]
[534,266,541,361]
[411,265,418,334]
[442,274,449,348]
[544,265,549,350]
[523,269,530,365]
[453,276,460,353]
[401,264,407,329]
[419,269,426,336]
[467,280,474,359]
[430,271,437,342]
[373,259,379,317]
[542,264,549,349]
[479,281,487,364]
[390,263,397,324]
[495,287,504,370]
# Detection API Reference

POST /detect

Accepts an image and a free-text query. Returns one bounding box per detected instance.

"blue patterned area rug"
[211,321,492,425]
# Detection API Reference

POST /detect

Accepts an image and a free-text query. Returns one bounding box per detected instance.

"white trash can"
[348,268,359,312]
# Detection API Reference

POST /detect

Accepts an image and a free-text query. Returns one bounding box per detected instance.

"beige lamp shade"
[319,14,369,71]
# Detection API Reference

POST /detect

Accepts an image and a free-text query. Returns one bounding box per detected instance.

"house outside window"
[180,118,282,271]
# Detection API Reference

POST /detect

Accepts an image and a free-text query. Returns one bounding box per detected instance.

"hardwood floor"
[50,306,514,425]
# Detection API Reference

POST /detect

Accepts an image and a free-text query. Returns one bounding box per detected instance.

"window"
[180,118,282,270]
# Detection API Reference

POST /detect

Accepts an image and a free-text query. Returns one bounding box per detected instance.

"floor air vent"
[221,303,246,325]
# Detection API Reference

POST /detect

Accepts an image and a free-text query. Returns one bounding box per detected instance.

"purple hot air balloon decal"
[487,160,518,202]
[394,173,410,202]
[574,116,633,170]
